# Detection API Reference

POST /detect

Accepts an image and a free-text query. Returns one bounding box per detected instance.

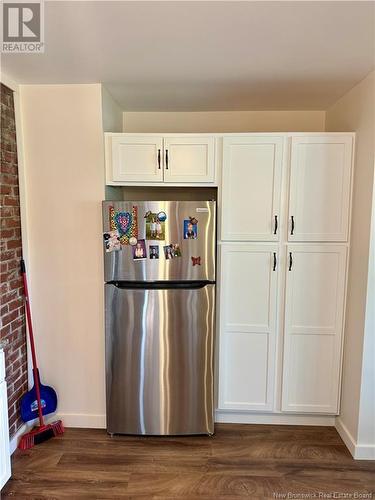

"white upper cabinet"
[106,134,216,185]
[288,135,353,242]
[218,244,278,412]
[110,135,164,183]
[281,245,347,413]
[163,136,215,183]
[221,136,284,241]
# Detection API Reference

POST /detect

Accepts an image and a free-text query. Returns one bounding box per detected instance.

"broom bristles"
[52,420,64,435]
[18,420,64,450]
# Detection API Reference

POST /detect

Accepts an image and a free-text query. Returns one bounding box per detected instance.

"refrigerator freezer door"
[103,201,216,282]
[105,283,215,435]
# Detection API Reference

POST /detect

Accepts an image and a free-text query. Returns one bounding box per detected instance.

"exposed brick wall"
[0,83,28,437]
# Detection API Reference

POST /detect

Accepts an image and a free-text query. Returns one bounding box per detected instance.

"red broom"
[18,259,64,450]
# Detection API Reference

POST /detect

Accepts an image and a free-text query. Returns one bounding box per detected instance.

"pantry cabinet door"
[163,136,215,183]
[111,135,164,183]
[218,244,278,411]
[221,136,284,241]
[281,245,347,413]
[288,135,353,242]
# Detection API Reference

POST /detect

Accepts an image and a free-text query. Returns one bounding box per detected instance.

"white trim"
[0,380,11,488]
[106,181,218,187]
[53,411,337,429]
[105,132,355,138]
[335,417,356,457]
[215,410,335,426]
[56,413,106,429]
[335,417,375,460]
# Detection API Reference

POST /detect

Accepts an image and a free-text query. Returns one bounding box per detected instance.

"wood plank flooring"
[2,424,375,499]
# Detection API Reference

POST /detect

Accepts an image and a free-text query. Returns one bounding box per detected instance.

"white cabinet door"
[218,244,278,411]
[221,136,284,241]
[288,135,353,242]
[163,136,215,183]
[111,135,164,183]
[281,245,347,413]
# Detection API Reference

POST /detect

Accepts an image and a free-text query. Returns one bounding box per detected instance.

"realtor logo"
[2,1,44,53]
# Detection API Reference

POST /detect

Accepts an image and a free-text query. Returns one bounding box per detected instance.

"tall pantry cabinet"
[218,133,354,417]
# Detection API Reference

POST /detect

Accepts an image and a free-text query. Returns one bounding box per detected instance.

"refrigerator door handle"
[110,280,215,290]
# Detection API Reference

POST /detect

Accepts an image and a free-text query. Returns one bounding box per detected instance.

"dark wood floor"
[3,424,375,499]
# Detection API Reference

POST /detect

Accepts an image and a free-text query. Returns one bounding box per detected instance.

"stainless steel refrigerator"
[103,200,216,435]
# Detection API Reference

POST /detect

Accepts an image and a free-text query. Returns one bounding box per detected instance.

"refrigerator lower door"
[105,282,215,435]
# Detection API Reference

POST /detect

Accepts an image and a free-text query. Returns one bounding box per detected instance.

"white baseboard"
[215,410,335,426]
[9,423,30,454]
[56,411,336,429]
[56,413,106,429]
[335,417,356,457]
[335,417,375,460]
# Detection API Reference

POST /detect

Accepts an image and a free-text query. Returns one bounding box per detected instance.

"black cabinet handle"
[165,149,169,170]
[273,252,277,271]
[274,215,278,235]
[288,252,293,271]
[157,149,161,169]
[291,216,295,235]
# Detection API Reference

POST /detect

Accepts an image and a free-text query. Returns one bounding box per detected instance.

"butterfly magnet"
[191,256,201,266]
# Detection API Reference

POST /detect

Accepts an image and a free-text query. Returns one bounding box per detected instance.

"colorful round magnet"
[157,211,167,222]
[129,236,138,246]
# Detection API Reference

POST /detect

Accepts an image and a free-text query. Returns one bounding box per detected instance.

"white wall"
[101,86,124,201]
[123,110,325,133]
[19,84,106,428]
[358,167,375,452]
[102,86,123,133]
[326,70,375,458]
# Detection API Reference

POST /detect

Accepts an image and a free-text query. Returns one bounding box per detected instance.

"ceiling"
[3,1,375,111]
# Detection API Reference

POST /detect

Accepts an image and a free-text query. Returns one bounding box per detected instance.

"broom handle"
[21,259,44,427]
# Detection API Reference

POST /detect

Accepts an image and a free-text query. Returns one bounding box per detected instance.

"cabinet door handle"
[291,215,295,235]
[288,252,293,271]
[165,149,169,170]
[157,149,161,169]
[273,252,277,271]
[274,215,278,235]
